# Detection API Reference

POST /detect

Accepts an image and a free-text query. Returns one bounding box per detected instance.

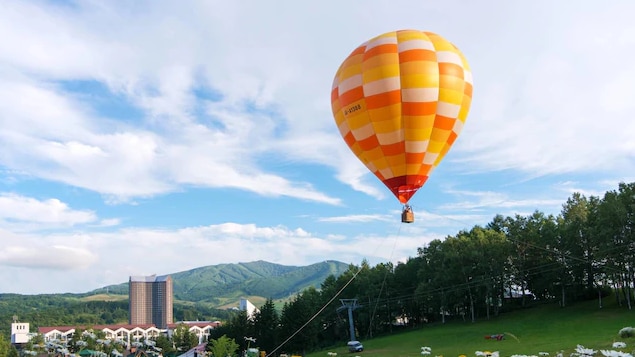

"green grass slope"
[306,297,635,357]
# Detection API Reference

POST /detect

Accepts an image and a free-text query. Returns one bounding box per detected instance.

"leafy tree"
[207,335,239,357]
[521,212,560,302]
[392,257,424,326]
[7,346,18,357]
[173,323,199,353]
[155,334,176,355]
[559,193,597,304]
[0,334,10,357]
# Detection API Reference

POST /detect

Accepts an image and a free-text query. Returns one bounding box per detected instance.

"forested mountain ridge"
[0,260,350,337]
[89,260,351,304]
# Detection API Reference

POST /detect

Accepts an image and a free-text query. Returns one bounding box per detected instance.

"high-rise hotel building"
[129,275,173,329]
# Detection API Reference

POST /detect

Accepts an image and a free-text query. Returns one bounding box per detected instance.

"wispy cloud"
[0,193,97,229]
[319,214,392,223]
[0,244,95,270]
[0,222,434,294]
[438,189,563,212]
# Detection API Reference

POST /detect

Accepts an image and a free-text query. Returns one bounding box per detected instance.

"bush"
[618,327,635,338]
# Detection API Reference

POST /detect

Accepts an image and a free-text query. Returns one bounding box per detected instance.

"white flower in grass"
[476,352,485,357]
[327,352,337,357]
[600,351,632,357]
[613,342,627,349]
[421,347,432,355]
[576,345,597,356]
[540,353,550,356]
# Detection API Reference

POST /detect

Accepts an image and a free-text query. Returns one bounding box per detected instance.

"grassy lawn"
[305,297,635,357]
[79,294,128,302]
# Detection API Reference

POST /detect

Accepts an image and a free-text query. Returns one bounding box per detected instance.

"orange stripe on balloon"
[344,132,357,147]
[433,116,455,130]
[464,82,473,97]
[399,49,437,63]
[446,131,458,145]
[365,90,401,110]
[331,87,339,103]
[381,142,404,156]
[438,62,464,77]
[405,152,425,164]
[364,44,398,59]
[358,134,380,151]
[349,45,367,57]
[402,102,437,116]
[339,87,365,107]
[416,165,433,177]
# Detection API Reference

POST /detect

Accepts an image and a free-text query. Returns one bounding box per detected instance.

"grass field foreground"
[305,297,635,357]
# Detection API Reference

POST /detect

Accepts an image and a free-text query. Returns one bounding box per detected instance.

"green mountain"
[90,260,351,305]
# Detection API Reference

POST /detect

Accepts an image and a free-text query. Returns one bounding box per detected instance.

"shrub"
[618,327,635,338]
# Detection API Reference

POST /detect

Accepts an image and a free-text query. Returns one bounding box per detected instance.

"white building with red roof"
[37,321,221,345]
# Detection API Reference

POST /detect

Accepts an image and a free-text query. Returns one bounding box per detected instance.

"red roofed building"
[37,321,221,345]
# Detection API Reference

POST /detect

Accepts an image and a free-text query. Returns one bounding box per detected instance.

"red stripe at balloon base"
[382,175,429,204]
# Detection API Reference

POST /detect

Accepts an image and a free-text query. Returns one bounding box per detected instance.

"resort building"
[11,320,33,347]
[37,321,221,345]
[129,275,173,329]
[239,298,260,319]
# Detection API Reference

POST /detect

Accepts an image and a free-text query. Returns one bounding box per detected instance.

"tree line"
[210,181,635,356]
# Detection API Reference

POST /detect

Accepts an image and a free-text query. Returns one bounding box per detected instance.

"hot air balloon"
[331,30,473,223]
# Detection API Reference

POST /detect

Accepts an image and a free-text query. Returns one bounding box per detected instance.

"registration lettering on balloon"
[344,104,362,116]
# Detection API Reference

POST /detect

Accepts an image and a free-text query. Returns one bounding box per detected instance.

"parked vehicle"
[347,341,363,352]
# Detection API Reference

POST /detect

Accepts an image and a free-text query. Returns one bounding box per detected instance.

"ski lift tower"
[337,299,361,341]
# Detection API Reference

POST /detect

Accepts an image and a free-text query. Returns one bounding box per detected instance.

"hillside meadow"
[304,296,635,357]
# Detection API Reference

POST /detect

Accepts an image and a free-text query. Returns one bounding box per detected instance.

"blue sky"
[1,1,634,294]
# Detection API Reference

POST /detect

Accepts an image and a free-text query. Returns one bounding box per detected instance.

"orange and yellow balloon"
[331,29,473,205]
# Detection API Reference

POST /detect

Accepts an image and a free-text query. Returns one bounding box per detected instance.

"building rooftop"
[129,275,171,283]
[38,324,157,334]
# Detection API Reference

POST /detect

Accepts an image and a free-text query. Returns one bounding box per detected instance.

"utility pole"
[338,299,360,341]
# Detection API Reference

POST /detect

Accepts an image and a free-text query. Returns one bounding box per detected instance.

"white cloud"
[96,218,121,227]
[453,4,635,177]
[0,244,95,270]
[0,193,96,229]
[319,214,392,223]
[0,222,436,294]
[438,189,563,212]
[0,1,345,204]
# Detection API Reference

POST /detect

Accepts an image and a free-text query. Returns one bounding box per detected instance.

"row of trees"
[210,182,635,355]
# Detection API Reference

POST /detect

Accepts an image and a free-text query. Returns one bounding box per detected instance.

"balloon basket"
[401,207,414,223]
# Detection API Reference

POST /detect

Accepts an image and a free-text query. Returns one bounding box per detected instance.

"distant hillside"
[90,260,351,305]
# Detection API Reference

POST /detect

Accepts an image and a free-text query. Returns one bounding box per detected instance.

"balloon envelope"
[331,29,473,204]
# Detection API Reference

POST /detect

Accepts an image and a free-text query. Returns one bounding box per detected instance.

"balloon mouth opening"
[397,185,420,204]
